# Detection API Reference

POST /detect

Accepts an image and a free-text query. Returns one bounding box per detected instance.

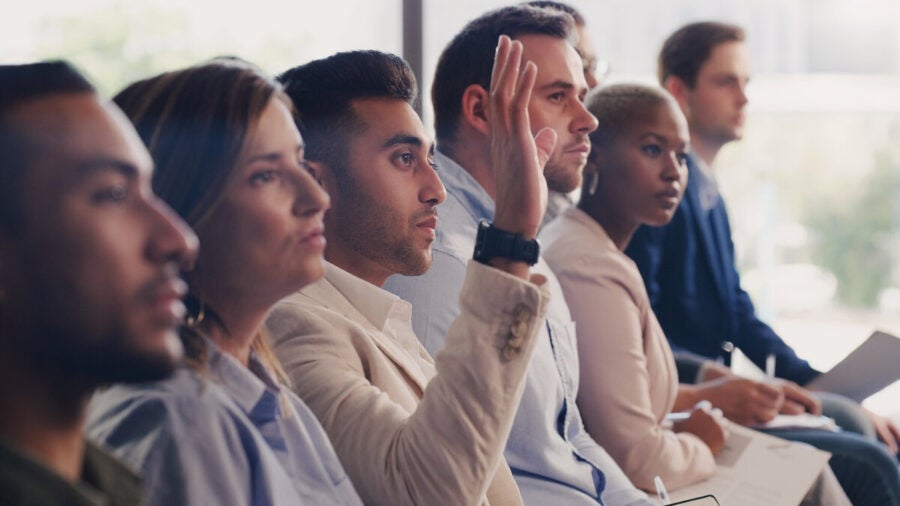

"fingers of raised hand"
[490,35,512,96]
[490,36,523,119]
[512,61,537,113]
[533,127,557,168]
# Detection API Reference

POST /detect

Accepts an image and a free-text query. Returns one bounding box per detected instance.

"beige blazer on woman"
[542,207,716,492]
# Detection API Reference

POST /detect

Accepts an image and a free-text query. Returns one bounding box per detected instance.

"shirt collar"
[434,149,496,222]
[205,336,282,419]
[687,152,720,211]
[324,261,411,332]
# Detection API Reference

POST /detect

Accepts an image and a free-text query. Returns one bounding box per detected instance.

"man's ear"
[663,76,691,116]
[460,84,491,137]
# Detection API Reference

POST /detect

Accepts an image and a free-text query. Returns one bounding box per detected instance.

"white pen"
[654,475,671,505]
[765,353,776,379]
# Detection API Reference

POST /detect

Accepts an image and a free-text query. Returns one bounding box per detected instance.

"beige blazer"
[266,261,549,506]
[542,207,716,492]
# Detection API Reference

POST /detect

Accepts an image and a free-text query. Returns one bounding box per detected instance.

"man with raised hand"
[385,5,653,505]
[267,42,552,505]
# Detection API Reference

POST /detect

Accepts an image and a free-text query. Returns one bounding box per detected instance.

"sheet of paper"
[666,424,830,506]
[807,330,900,402]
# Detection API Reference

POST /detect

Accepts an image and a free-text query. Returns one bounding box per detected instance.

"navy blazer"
[625,154,820,385]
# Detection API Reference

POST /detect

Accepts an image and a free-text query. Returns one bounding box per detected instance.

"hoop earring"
[185,298,206,328]
[588,171,599,196]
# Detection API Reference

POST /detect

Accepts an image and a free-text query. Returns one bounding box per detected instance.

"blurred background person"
[0,60,196,505]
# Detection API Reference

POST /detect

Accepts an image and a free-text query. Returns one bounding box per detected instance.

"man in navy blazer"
[627,21,900,454]
[628,154,820,384]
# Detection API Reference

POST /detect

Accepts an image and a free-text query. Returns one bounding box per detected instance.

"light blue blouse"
[87,338,362,506]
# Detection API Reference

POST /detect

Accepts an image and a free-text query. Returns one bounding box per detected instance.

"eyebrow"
[74,158,139,180]
[537,80,576,92]
[640,132,689,150]
[381,134,425,149]
[380,134,436,161]
[639,132,667,143]
[244,144,304,165]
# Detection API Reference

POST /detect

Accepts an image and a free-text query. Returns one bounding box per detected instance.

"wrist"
[473,219,540,267]
[699,361,731,381]
[484,258,530,279]
[493,203,540,239]
[675,385,702,411]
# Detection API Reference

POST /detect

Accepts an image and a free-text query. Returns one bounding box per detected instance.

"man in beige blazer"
[266,43,554,505]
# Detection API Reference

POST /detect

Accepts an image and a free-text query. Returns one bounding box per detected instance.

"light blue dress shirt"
[87,338,362,506]
[384,151,653,506]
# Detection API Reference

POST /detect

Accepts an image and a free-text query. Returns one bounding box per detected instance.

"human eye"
[717,76,736,87]
[641,144,662,157]
[392,149,416,169]
[676,152,689,165]
[249,168,279,186]
[548,92,565,103]
[89,171,133,205]
[91,184,129,205]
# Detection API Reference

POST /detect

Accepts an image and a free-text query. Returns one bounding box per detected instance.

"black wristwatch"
[473,219,540,266]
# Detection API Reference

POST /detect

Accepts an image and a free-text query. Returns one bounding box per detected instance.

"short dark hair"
[581,83,680,208]
[432,5,575,147]
[523,1,585,25]
[277,50,417,173]
[658,21,745,87]
[0,61,96,233]
[585,83,676,149]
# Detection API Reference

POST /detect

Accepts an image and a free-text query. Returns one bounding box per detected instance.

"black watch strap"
[473,219,540,266]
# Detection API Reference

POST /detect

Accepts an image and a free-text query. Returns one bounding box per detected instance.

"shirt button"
[511,303,532,320]
[508,321,529,347]
[502,304,533,361]
[503,344,520,360]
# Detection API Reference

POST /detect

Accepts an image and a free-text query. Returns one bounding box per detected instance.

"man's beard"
[333,175,433,278]
[544,158,585,193]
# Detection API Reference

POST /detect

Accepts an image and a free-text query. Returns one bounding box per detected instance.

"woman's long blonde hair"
[114,58,292,385]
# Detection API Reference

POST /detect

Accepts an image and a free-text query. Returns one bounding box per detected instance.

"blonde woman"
[87,60,361,506]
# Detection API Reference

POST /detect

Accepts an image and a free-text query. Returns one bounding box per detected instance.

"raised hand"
[489,35,557,241]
